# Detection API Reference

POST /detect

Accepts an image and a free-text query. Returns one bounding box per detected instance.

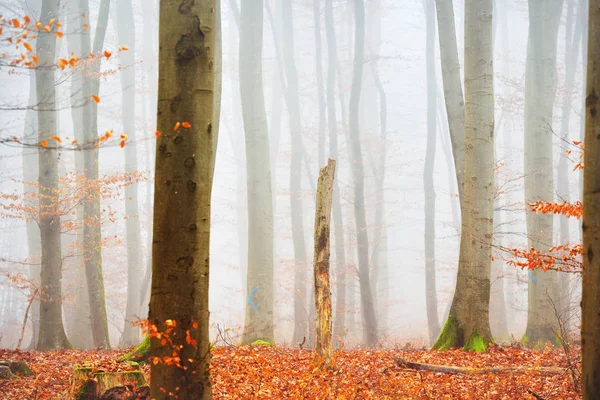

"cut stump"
[72,365,147,400]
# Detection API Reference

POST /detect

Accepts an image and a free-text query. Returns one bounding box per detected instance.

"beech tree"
[433,0,494,351]
[148,0,217,397]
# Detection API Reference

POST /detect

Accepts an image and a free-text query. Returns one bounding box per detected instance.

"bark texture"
[523,0,563,346]
[582,1,600,397]
[313,159,336,366]
[35,0,71,351]
[433,0,494,351]
[240,0,275,345]
[149,1,216,398]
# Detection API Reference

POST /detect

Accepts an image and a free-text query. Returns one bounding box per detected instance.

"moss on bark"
[119,335,150,363]
[432,315,490,352]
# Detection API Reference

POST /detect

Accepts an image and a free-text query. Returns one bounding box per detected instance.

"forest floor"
[0,345,581,399]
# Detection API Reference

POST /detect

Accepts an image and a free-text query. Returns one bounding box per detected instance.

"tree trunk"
[79,0,112,350]
[35,0,71,351]
[434,0,465,207]
[557,0,584,330]
[280,0,310,346]
[149,0,217,398]
[325,0,348,347]
[114,0,143,348]
[240,0,275,345]
[314,159,336,366]
[582,1,600,397]
[424,0,440,346]
[523,0,563,346]
[349,0,378,347]
[433,0,494,351]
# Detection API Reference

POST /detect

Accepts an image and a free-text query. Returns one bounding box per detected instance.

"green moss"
[432,315,458,350]
[251,339,275,346]
[464,333,488,352]
[119,336,150,363]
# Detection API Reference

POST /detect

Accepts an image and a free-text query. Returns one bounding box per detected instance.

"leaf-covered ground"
[0,345,581,399]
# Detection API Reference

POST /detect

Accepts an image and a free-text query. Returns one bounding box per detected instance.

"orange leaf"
[23,16,30,24]
[119,140,125,148]
[182,122,191,128]
[35,21,42,29]
[50,135,62,143]
[40,140,48,147]
[23,42,32,52]
[58,58,68,70]
[12,19,20,28]
[103,50,112,60]
[71,139,77,145]
[54,31,63,38]
[155,130,162,138]
[32,55,39,64]
[120,133,128,140]
[92,95,100,103]
[192,322,198,329]
[43,25,51,32]
[173,122,181,131]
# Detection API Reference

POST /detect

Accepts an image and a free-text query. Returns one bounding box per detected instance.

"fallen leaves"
[0,346,582,399]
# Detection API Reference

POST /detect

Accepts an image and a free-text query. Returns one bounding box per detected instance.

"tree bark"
[349,0,378,347]
[35,0,71,351]
[314,159,336,366]
[523,0,563,346]
[149,0,217,398]
[240,0,275,345]
[582,1,600,397]
[433,0,494,351]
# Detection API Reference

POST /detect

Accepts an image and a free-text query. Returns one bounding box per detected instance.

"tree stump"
[0,360,34,378]
[72,365,147,400]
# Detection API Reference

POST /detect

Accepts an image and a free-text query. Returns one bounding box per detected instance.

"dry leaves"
[0,345,581,399]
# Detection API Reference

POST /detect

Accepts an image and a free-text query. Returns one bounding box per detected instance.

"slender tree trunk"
[35,0,71,351]
[79,0,111,350]
[280,0,310,345]
[325,0,347,347]
[434,0,465,207]
[424,0,440,346]
[433,0,494,351]
[523,0,563,346]
[113,0,143,348]
[240,0,275,345]
[314,159,336,365]
[315,0,327,167]
[349,0,378,347]
[149,0,217,397]
[558,0,584,330]
[582,3,600,396]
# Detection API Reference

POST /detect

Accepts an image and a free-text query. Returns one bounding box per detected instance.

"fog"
[0,0,584,349]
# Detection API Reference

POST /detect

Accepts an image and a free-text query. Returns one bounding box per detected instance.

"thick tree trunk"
[114,0,143,348]
[240,0,275,345]
[325,0,347,347]
[523,0,563,346]
[434,0,465,206]
[80,0,111,350]
[35,0,71,351]
[582,1,600,397]
[149,1,217,398]
[349,0,378,347]
[314,160,336,366]
[280,0,310,346]
[433,0,494,351]
[424,0,440,346]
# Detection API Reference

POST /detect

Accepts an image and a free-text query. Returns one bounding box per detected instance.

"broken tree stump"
[72,364,147,399]
[313,159,336,367]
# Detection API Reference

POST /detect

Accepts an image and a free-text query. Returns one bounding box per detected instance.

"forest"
[0,0,599,399]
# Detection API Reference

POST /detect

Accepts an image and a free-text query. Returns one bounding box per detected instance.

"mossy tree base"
[432,315,491,352]
[0,360,34,377]
[72,365,147,400]
[119,336,150,363]
[521,328,560,348]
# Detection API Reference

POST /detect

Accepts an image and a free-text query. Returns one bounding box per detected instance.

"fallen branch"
[395,357,565,375]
